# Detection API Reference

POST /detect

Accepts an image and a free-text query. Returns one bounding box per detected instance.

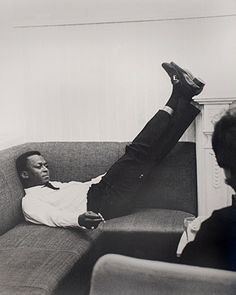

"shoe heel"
[193,77,205,87]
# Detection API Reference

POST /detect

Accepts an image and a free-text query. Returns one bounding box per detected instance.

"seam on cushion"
[0,245,96,259]
[0,247,82,256]
[0,283,50,294]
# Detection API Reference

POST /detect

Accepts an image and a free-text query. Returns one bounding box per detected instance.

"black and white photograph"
[0,1,236,294]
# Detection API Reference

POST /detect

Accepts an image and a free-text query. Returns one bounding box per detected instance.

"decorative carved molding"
[203,106,229,133]
[202,132,212,148]
[194,97,236,216]
[211,109,227,125]
[209,150,221,189]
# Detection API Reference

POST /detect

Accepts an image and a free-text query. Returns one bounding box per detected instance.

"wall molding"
[14,13,236,29]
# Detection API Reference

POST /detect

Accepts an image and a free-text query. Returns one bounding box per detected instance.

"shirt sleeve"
[84,173,107,186]
[22,196,80,228]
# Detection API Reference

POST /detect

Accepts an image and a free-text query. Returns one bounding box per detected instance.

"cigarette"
[98,213,106,223]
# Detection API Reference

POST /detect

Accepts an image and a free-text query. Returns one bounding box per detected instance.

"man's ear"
[20,170,29,180]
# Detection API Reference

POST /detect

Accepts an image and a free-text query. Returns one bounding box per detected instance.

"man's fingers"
[84,217,102,223]
[85,211,102,219]
[78,212,103,229]
[85,218,103,227]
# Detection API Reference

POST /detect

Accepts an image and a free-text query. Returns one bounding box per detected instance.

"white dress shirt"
[22,174,105,228]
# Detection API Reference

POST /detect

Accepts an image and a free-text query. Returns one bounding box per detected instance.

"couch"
[0,141,197,294]
[89,254,236,295]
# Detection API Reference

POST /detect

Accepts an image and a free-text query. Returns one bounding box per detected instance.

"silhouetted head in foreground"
[212,105,236,191]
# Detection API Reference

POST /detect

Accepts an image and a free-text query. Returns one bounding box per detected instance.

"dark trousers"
[87,99,200,219]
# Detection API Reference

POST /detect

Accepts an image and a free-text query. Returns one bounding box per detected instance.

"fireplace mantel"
[193,97,236,217]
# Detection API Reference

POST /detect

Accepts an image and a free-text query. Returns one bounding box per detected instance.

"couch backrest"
[0,145,26,235]
[0,141,197,235]
[135,142,197,214]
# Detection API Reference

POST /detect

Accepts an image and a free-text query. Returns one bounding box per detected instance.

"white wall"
[0,0,236,146]
[0,27,25,148]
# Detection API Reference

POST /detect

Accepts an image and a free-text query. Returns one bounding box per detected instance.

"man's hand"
[78,211,103,229]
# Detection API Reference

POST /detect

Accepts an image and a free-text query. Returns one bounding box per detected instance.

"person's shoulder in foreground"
[180,103,236,271]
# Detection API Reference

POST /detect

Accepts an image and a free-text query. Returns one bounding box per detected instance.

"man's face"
[23,155,50,187]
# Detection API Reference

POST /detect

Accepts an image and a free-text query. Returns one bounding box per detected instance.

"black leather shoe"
[162,62,205,97]
[170,62,205,96]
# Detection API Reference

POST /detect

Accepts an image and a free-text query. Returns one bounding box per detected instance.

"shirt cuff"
[162,105,174,115]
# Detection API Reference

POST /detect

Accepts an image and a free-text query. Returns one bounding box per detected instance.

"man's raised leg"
[87,62,205,219]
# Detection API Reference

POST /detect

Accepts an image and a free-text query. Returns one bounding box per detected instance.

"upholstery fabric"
[0,286,48,295]
[0,248,77,294]
[100,208,194,261]
[90,254,236,295]
[0,223,100,253]
[25,142,126,183]
[0,223,101,294]
[0,152,24,235]
[101,208,193,234]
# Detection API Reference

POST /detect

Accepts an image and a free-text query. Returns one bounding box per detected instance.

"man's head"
[16,151,50,188]
[212,106,236,191]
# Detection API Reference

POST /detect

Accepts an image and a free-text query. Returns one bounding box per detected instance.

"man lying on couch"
[16,62,204,230]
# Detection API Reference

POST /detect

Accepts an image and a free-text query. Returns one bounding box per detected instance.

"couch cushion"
[0,223,100,253]
[0,222,101,294]
[0,248,77,295]
[99,208,194,262]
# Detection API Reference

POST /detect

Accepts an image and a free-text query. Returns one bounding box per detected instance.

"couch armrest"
[89,254,236,295]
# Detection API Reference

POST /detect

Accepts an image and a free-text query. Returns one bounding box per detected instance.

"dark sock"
[179,88,194,103]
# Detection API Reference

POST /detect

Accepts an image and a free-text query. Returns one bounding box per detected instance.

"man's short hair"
[16,151,41,176]
[212,110,236,170]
